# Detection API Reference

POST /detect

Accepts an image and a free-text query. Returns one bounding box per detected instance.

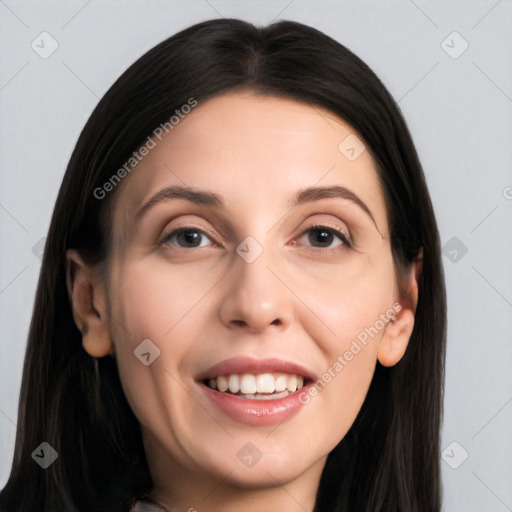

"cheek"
[109,256,221,349]
[103,262,183,399]
[105,256,226,418]
[291,247,397,353]
[295,319,383,455]
[284,252,396,445]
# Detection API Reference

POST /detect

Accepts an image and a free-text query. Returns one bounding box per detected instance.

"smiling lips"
[206,372,306,400]
[197,357,316,425]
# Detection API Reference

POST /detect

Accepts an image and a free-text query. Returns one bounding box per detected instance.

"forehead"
[111,91,388,234]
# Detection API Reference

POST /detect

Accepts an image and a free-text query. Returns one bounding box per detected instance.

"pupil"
[309,229,332,247]
[178,230,201,247]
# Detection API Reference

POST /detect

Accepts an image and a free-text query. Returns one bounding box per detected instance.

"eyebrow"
[135,186,224,225]
[134,184,377,228]
[292,185,377,227]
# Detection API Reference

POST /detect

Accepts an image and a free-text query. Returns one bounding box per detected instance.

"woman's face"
[75,91,416,501]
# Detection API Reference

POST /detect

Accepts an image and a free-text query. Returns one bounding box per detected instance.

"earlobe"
[378,253,422,367]
[65,249,113,358]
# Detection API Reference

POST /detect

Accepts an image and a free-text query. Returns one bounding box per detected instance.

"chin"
[196,441,322,490]
[211,461,308,489]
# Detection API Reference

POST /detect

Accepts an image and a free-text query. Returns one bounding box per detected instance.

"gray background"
[1,1,511,510]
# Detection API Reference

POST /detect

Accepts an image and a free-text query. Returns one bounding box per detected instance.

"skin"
[67,91,419,512]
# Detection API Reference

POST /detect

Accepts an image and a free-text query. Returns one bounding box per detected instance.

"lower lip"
[200,382,311,426]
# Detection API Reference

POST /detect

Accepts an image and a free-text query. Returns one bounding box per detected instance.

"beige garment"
[131,499,167,511]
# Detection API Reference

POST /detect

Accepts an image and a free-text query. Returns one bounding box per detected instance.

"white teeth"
[217,375,229,392]
[240,374,257,394]
[287,375,298,392]
[228,374,240,393]
[274,374,287,392]
[207,372,307,396]
[256,373,275,393]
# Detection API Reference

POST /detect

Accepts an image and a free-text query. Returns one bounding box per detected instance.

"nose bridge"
[218,237,293,333]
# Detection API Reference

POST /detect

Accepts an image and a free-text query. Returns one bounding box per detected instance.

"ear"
[378,249,422,367]
[66,249,113,358]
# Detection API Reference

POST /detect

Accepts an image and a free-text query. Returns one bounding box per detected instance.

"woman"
[0,18,446,512]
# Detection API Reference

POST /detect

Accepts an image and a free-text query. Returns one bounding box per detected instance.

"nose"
[218,248,294,334]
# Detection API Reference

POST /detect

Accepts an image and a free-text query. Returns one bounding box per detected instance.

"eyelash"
[158,224,353,252]
[303,224,353,250]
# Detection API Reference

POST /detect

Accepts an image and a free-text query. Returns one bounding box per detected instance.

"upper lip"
[196,356,318,382]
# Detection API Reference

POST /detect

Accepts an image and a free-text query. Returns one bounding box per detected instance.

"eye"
[159,227,215,249]
[299,224,352,250]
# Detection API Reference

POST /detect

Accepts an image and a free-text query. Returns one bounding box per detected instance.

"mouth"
[203,372,309,400]
[196,357,316,426]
